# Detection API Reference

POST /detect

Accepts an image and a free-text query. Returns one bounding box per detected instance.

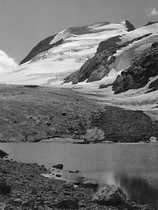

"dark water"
[0,142,158,207]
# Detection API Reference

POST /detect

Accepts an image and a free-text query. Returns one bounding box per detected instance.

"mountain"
[0,21,133,85]
[0,20,158,142]
[0,20,158,112]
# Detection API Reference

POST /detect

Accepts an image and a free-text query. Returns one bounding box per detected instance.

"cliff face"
[112,43,158,94]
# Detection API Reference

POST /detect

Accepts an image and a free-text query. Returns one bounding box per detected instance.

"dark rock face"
[97,35,121,53]
[113,43,158,94]
[91,107,152,142]
[0,181,11,195]
[0,149,8,158]
[148,79,158,92]
[124,20,135,32]
[92,185,126,206]
[64,33,151,84]
[20,34,63,64]
[144,21,158,26]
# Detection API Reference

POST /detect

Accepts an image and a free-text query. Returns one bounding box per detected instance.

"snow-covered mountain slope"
[1,21,158,115]
[0,21,134,85]
[64,22,158,86]
[62,22,158,114]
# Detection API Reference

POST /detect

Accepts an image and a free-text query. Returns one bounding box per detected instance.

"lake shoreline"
[2,137,157,145]
[0,158,154,210]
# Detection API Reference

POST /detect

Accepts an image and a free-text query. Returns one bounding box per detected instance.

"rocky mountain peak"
[123,20,135,31]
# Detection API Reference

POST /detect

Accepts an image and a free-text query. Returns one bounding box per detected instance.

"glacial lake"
[1,142,158,207]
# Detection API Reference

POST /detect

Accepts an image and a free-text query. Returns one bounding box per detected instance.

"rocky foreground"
[0,157,155,210]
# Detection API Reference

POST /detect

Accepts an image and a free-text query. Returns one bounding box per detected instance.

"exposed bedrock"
[112,42,158,94]
[64,33,151,85]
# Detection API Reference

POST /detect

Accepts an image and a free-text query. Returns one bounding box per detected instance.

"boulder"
[92,185,126,206]
[84,127,105,143]
[52,163,63,170]
[149,136,157,143]
[113,43,158,94]
[0,149,8,158]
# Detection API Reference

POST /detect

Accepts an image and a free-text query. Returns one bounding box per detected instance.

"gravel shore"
[0,158,154,210]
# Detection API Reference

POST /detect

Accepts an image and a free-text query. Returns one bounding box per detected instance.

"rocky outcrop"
[148,78,158,92]
[64,55,111,84]
[0,181,11,195]
[144,21,158,26]
[92,185,126,206]
[91,106,153,142]
[112,43,158,94]
[64,33,151,84]
[92,185,154,209]
[84,127,105,143]
[124,20,135,32]
[0,149,8,158]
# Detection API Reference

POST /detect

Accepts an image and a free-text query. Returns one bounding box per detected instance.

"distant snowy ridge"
[0,50,17,74]
[0,21,130,85]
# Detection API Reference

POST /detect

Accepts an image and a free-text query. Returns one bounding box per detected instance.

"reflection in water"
[115,173,158,209]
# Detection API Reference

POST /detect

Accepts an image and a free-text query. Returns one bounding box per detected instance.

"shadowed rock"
[64,33,151,85]
[0,150,8,158]
[92,185,126,206]
[113,42,158,94]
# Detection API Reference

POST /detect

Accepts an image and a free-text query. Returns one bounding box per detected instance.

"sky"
[0,0,158,62]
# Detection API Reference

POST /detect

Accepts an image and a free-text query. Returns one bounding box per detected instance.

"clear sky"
[0,0,158,62]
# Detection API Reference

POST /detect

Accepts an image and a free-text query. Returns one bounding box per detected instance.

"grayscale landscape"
[0,0,158,209]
